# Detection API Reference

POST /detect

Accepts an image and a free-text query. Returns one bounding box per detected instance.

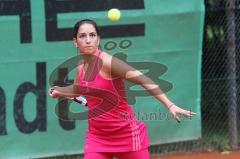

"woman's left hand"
[168,104,196,123]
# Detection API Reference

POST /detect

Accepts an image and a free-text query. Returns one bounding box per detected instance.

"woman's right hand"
[48,87,61,98]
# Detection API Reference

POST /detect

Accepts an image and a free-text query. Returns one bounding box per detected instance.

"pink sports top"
[77,50,149,153]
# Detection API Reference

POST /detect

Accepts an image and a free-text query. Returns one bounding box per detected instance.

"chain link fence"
[150,0,240,156]
[40,0,240,158]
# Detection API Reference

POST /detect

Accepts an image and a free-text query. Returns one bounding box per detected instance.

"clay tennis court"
[151,151,240,159]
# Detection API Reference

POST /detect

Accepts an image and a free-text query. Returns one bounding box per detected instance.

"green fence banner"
[0,0,204,158]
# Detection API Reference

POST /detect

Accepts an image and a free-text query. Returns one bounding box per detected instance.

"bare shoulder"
[99,51,118,78]
[100,51,112,64]
[100,51,123,66]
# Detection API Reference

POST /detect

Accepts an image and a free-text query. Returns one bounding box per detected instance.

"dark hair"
[73,19,100,38]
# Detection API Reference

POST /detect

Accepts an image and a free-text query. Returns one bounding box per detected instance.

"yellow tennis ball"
[108,8,121,22]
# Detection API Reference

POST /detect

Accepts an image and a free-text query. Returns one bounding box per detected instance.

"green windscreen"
[0,0,204,158]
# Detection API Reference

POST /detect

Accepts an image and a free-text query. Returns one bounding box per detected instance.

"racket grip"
[73,96,88,107]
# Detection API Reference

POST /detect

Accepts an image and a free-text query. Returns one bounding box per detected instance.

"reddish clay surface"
[151,151,240,159]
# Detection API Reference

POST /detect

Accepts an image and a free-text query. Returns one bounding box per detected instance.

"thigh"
[84,152,113,159]
[114,148,150,159]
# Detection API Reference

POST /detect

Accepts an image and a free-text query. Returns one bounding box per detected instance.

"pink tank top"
[78,50,149,153]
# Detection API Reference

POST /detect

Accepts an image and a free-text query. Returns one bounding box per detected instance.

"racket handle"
[73,96,88,107]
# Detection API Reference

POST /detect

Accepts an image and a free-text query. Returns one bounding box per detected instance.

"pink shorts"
[84,148,150,159]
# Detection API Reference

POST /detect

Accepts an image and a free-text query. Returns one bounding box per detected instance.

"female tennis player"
[49,19,196,159]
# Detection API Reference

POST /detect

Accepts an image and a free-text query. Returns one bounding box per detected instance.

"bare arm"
[109,55,195,122]
[49,65,82,98]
